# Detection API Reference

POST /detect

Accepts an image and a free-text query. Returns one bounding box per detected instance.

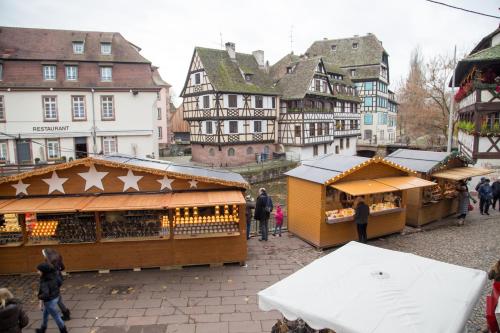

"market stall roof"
[80,193,171,212]
[330,176,435,195]
[0,199,14,209]
[169,190,245,208]
[0,154,249,190]
[258,241,487,333]
[385,149,450,173]
[432,166,494,181]
[0,196,96,213]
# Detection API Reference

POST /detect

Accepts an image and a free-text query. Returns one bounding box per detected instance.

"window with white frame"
[46,139,60,159]
[72,42,84,54]
[157,108,162,120]
[102,136,117,155]
[43,65,56,80]
[72,96,86,120]
[65,66,78,80]
[158,126,163,139]
[101,96,114,119]
[0,141,7,162]
[100,42,112,55]
[254,120,262,133]
[0,96,5,121]
[43,96,58,121]
[100,66,112,81]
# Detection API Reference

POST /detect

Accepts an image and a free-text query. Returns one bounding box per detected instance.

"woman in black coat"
[36,263,67,333]
[0,288,29,333]
[254,188,273,241]
[42,248,70,321]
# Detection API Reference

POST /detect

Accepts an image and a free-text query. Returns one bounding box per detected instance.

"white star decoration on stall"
[78,164,109,191]
[11,180,30,196]
[118,170,143,191]
[42,171,68,194]
[157,176,174,191]
[188,179,198,188]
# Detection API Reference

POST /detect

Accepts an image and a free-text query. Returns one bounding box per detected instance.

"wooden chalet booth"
[386,149,493,227]
[285,155,435,248]
[0,155,249,274]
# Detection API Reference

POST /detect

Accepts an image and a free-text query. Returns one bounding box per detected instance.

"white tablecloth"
[258,241,486,333]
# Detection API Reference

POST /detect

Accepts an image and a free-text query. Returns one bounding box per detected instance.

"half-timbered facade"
[271,55,361,160]
[453,26,500,170]
[306,33,397,144]
[180,43,279,166]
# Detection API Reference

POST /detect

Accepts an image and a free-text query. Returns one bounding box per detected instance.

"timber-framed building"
[180,43,279,166]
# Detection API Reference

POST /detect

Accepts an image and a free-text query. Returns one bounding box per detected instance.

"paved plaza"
[1,206,499,333]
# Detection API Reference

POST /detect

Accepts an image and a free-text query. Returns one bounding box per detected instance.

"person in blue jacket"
[478,178,493,215]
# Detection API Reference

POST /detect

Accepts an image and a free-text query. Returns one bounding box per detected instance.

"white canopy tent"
[258,242,486,333]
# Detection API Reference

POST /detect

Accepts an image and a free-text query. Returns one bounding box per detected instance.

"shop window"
[246,146,254,155]
[46,139,60,160]
[102,136,117,155]
[313,145,318,156]
[228,147,235,156]
[209,148,215,156]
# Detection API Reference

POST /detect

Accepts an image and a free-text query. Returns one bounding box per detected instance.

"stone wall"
[191,144,276,167]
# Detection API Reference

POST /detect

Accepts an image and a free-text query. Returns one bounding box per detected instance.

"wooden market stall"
[385,149,493,227]
[285,155,436,248]
[0,154,249,274]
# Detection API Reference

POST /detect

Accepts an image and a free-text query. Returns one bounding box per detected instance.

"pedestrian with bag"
[42,248,70,321]
[272,204,284,237]
[255,188,273,241]
[457,180,475,225]
[354,197,369,243]
[491,178,500,210]
[245,195,255,240]
[35,262,67,333]
[0,288,29,333]
[478,178,493,215]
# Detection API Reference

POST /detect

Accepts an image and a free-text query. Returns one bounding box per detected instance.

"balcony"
[456,82,500,110]
[335,129,360,137]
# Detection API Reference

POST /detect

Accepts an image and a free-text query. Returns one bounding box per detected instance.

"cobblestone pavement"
[1,206,498,333]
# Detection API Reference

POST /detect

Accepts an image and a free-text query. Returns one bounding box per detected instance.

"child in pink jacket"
[273,204,284,237]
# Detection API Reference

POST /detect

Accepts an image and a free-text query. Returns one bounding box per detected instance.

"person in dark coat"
[245,195,256,240]
[354,197,370,243]
[254,188,273,241]
[42,248,70,321]
[478,179,493,215]
[36,263,67,333]
[0,288,29,333]
[491,178,500,210]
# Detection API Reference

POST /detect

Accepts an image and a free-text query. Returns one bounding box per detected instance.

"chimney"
[225,42,236,60]
[252,50,265,68]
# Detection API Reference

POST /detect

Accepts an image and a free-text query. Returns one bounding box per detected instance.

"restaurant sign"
[33,125,70,132]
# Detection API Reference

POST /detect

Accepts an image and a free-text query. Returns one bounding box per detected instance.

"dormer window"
[73,42,84,54]
[286,66,293,74]
[331,45,337,51]
[244,73,252,82]
[352,42,358,49]
[100,42,112,55]
[350,69,356,77]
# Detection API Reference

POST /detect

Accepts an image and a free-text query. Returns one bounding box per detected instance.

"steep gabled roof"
[194,47,278,95]
[151,66,171,87]
[306,33,387,67]
[274,57,323,100]
[0,26,151,63]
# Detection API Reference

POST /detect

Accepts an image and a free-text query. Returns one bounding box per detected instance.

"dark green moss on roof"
[464,44,500,62]
[195,47,278,95]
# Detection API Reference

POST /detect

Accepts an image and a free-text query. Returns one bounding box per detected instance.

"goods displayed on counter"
[101,210,164,239]
[0,213,23,245]
[326,208,354,219]
[326,197,401,223]
[423,181,458,204]
[370,201,397,212]
[443,182,458,198]
[30,220,58,242]
[54,214,96,243]
[174,205,239,235]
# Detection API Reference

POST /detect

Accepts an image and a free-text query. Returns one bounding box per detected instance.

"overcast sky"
[1,0,498,106]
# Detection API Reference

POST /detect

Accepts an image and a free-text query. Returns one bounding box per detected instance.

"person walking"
[354,197,370,243]
[42,248,70,321]
[475,177,486,192]
[272,204,284,237]
[35,263,67,333]
[0,288,29,333]
[491,178,500,210]
[255,188,273,241]
[456,180,474,225]
[478,179,493,215]
[245,195,255,240]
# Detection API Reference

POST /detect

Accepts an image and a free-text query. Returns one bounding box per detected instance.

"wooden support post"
[168,208,174,240]
[95,212,101,242]
[20,213,27,245]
